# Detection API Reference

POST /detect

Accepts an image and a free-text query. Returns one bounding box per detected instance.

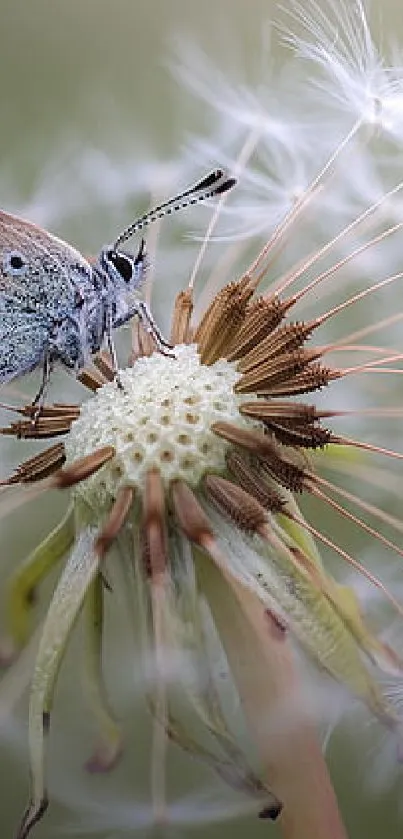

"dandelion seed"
[282,0,403,140]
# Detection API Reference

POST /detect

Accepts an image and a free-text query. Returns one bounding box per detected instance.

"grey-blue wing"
[0,209,94,319]
[0,301,49,383]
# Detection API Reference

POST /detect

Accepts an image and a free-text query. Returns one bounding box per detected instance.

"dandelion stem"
[198,555,348,839]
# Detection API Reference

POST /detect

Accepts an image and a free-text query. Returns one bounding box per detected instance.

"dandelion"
[2,2,403,838]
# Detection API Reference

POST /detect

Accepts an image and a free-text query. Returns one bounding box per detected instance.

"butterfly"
[0,168,236,412]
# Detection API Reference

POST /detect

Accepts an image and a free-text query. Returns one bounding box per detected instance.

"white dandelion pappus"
[282,0,403,139]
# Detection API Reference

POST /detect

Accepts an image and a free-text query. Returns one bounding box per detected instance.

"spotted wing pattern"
[0,210,95,382]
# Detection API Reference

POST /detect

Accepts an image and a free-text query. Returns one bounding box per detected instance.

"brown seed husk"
[235,348,323,395]
[203,474,268,532]
[52,446,115,489]
[93,352,115,382]
[237,321,316,374]
[239,401,318,422]
[256,364,338,398]
[78,368,108,392]
[212,423,306,493]
[195,277,254,364]
[3,443,66,484]
[226,449,285,514]
[142,468,168,579]
[170,289,194,344]
[171,479,214,545]
[94,485,134,557]
[226,296,289,361]
[0,415,77,439]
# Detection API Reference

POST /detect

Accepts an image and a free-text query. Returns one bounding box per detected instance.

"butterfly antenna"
[113,168,237,248]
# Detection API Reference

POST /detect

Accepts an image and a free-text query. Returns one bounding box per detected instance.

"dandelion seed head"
[65,345,255,508]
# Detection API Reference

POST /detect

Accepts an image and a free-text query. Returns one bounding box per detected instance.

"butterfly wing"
[0,299,49,382]
[0,210,91,309]
[0,210,95,382]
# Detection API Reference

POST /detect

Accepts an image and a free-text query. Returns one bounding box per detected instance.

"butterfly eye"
[106,250,133,284]
[4,250,28,277]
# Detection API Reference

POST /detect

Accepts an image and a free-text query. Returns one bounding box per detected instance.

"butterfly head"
[99,168,236,294]
[99,239,147,294]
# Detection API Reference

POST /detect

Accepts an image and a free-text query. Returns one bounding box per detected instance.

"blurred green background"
[1,1,403,838]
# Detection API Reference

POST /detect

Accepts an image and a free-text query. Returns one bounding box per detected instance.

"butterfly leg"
[31,346,53,423]
[137,301,175,356]
[113,301,174,357]
[105,309,124,390]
